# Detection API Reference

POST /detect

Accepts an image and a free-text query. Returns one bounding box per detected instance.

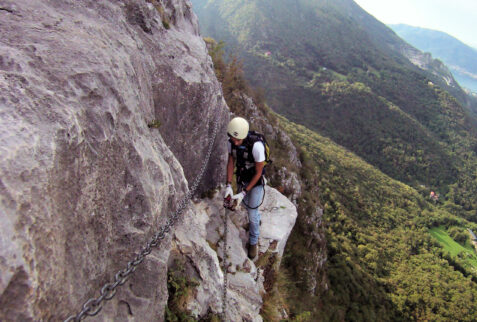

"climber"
[224,117,267,259]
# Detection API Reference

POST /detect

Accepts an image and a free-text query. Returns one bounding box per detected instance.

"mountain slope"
[390,24,477,93]
[280,117,477,320]
[191,0,477,211]
[192,0,477,319]
[204,40,477,320]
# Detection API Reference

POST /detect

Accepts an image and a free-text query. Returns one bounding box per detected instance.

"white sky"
[353,0,477,48]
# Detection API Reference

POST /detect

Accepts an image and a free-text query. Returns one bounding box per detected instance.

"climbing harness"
[241,184,266,210]
[64,115,221,322]
[223,183,265,211]
[222,206,230,321]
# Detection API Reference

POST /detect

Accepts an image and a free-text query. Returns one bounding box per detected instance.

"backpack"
[246,131,271,166]
[230,130,272,185]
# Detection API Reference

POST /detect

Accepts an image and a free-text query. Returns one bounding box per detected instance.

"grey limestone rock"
[0,0,227,320]
[172,185,297,320]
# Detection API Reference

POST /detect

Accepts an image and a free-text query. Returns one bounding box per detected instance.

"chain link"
[65,115,221,322]
[222,207,229,321]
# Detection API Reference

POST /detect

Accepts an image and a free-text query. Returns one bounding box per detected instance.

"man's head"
[227,117,249,145]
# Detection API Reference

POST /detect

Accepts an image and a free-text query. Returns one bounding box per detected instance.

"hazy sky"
[353,0,477,48]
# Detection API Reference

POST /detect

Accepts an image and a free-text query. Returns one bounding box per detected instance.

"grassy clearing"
[429,226,477,268]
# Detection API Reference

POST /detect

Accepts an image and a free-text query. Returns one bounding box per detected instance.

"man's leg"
[244,184,264,258]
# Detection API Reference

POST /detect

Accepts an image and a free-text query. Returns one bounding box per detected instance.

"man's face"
[230,137,243,146]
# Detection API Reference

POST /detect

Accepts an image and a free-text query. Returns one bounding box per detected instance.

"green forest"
[192,0,477,216]
[281,119,477,321]
[191,0,477,320]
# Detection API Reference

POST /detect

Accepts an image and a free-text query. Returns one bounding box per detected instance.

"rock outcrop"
[402,47,457,86]
[172,186,297,320]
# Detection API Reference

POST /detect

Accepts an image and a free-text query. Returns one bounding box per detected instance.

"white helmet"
[227,117,249,139]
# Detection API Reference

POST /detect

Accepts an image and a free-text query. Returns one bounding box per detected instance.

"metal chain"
[221,207,229,321]
[65,115,221,322]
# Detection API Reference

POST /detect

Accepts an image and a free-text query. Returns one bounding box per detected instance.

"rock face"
[0,0,236,320]
[394,40,459,88]
[172,185,297,320]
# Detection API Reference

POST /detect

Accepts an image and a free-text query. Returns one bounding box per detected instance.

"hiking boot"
[248,243,258,259]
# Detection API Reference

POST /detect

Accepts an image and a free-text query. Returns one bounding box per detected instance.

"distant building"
[430,191,439,202]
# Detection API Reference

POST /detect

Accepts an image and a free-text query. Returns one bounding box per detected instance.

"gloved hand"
[224,183,234,199]
[232,190,246,205]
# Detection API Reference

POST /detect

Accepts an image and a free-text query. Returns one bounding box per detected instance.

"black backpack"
[246,131,271,166]
[230,131,272,184]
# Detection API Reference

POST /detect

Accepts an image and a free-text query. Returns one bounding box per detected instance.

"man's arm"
[244,161,265,193]
[226,154,234,184]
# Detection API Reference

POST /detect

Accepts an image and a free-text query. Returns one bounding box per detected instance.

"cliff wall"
[0,0,298,320]
[0,0,226,319]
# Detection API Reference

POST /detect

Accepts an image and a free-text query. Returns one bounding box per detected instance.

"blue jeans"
[240,183,264,246]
